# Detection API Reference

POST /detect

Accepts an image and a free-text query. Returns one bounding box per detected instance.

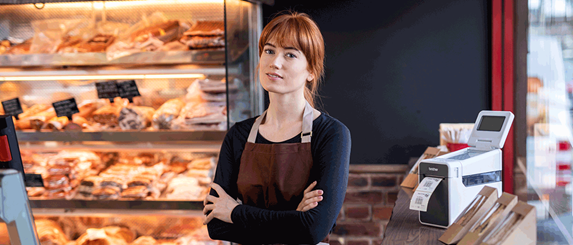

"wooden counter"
[382,187,446,245]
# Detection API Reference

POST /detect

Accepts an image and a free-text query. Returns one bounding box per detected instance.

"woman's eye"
[264,49,274,54]
[286,53,297,58]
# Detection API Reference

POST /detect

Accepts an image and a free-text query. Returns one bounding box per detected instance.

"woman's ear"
[307,74,314,82]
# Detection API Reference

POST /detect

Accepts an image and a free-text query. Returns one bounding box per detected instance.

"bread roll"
[118,106,155,130]
[92,104,122,127]
[35,219,69,245]
[75,226,134,245]
[19,104,51,119]
[152,99,185,129]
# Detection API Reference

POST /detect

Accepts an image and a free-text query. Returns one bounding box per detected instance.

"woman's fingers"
[304,195,323,206]
[203,204,215,215]
[304,189,323,200]
[303,181,317,194]
[204,194,218,206]
[204,212,215,225]
[210,183,228,196]
[301,200,320,212]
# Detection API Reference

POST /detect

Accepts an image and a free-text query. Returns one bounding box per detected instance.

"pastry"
[76,34,116,53]
[180,21,224,50]
[127,176,153,188]
[92,104,122,127]
[130,20,181,43]
[100,177,124,190]
[57,35,83,53]
[131,236,157,245]
[121,186,149,199]
[75,226,134,245]
[92,186,121,200]
[182,21,224,36]
[118,106,155,130]
[26,187,45,197]
[44,175,70,190]
[152,99,185,129]
[187,157,215,170]
[77,100,98,119]
[28,108,57,130]
[43,116,70,131]
[5,39,31,55]
[35,219,69,245]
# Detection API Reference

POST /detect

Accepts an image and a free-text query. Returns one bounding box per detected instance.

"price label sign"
[1,98,24,120]
[95,81,120,103]
[52,98,80,120]
[117,80,141,103]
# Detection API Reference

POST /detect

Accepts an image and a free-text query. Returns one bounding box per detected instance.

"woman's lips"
[266,73,283,79]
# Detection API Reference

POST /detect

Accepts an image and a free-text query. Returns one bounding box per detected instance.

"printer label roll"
[410,177,443,212]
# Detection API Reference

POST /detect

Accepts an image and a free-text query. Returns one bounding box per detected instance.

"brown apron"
[237,101,329,244]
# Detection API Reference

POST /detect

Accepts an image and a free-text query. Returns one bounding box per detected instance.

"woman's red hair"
[259,11,325,108]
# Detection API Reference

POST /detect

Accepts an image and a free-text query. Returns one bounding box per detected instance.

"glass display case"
[0,0,265,243]
[525,0,573,243]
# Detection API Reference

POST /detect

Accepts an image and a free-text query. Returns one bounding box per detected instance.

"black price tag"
[117,80,141,103]
[52,98,80,120]
[95,81,120,103]
[1,98,24,120]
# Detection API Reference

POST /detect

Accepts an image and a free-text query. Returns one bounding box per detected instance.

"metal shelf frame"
[29,199,204,211]
[16,131,227,142]
[0,50,225,68]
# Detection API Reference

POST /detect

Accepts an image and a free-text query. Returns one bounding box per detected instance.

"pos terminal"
[0,115,41,244]
[416,110,514,228]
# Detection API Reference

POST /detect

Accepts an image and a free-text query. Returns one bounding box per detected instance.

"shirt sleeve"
[208,122,351,244]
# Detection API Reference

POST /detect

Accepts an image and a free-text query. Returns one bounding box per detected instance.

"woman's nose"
[269,55,282,69]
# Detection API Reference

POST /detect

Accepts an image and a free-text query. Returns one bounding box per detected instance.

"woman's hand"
[203,183,240,225]
[296,181,324,212]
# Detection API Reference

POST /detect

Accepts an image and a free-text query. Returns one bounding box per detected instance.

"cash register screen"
[477,116,505,131]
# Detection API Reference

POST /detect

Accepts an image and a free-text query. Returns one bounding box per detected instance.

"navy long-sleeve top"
[207,111,351,245]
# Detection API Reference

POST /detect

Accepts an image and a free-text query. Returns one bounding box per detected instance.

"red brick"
[348,174,368,188]
[344,191,383,204]
[347,239,370,245]
[330,236,344,245]
[372,238,384,245]
[332,222,383,236]
[330,240,343,245]
[371,175,397,187]
[372,206,393,220]
[346,205,371,220]
[386,191,398,205]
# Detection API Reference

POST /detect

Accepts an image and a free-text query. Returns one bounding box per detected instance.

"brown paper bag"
[458,192,518,245]
[439,186,498,244]
[480,201,536,245]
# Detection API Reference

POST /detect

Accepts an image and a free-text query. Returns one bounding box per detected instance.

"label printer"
[418,110,514,228]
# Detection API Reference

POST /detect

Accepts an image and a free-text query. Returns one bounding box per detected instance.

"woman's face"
[259,41,313,96]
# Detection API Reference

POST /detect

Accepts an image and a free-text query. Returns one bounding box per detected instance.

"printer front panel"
[419,162,450,228]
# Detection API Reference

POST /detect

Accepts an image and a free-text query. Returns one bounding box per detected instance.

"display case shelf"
[0,50,225,68]
[29,199,204,211]
[16,131,227,142]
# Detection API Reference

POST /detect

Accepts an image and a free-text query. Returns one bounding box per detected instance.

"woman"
[203,11,351,245]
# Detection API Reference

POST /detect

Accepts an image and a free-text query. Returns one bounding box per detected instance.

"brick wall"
[330,164,409,245]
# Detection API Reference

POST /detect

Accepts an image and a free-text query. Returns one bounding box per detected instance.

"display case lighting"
[0,74,205,81]
[26,0,223,10]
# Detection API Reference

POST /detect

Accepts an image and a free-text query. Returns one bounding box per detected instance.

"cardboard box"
[480,201,536,245]
[401,147,442,189]
[438,186,498,244]
[457,192,518,245]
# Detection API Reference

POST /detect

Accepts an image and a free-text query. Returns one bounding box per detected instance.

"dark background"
[262,0,491,164]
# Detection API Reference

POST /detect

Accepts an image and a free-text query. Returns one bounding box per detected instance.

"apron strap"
[247,100,314,143]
